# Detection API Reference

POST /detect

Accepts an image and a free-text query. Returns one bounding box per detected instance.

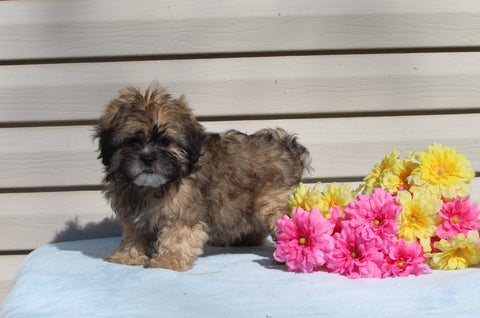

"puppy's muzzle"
[130,149,179,188]
[141,154,155,171]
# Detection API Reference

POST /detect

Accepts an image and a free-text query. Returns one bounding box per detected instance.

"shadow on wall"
[51,216,121,243]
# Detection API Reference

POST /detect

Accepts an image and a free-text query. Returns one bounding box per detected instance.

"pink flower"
[437,196,480,239]
[274,207,334,273]
[329,205,343,234]
[344,188,402,243]
[382,239,432,277]
[326,222,384,279]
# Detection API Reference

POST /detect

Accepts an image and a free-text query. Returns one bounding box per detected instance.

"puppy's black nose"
[141,154,154,166]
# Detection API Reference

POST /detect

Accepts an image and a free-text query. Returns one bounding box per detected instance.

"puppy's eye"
[125,138,143,148]
[157,137,170,147]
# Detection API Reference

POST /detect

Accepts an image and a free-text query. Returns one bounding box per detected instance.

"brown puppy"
[95,83,310,271]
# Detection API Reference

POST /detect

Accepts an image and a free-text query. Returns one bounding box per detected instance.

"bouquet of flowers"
[274,143,480,278]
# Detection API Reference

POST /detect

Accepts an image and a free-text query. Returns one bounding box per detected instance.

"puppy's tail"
[253,128,311,176]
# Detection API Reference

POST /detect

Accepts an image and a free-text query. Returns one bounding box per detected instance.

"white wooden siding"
[1,114,480,188]
[2,53,480,123]
[2,0,480,60]
[1,1,479,246]
[0,191,116,250]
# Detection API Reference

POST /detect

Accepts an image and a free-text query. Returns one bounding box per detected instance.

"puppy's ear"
[95,98,124,167]
[174,95,206,169]
[96,127,116,167]
[185,123,206,167]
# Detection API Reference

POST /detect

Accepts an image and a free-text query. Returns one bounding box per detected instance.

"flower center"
[433,163,452,180]
[373,219,381,226]
[453,247,465,257]
[351,250,359,259]
[397,261,405,268]
[436,166,446,177]
[452,216,460,224]
[299,237,307,245]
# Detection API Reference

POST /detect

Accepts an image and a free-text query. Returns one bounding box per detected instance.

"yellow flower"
[288,182,356,219]
[288,182,310,211]
[429,231,480,270]
[379,152,417,193]
[302,183,323,212]
[408,143,475,200]
[315,183,356,218]
[396,188,442,252]
[362,149,401,194]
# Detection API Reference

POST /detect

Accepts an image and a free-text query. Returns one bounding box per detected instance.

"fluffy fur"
[95,83,310,271]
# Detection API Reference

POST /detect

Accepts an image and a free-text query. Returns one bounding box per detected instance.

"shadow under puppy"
[95,83,310,271]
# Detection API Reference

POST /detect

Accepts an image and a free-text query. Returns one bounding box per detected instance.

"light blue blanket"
[2,237,479,318]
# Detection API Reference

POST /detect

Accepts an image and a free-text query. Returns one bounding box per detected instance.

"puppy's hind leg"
[254,187,295,240]
[105,222,152,266]
[146,221,209,271]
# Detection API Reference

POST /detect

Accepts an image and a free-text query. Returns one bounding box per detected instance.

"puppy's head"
[95,83,206,188]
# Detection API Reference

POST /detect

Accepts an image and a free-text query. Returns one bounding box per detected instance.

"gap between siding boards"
[2,109,480,129]
[0,177,362,194]
[0,185,104,194]
[0,250,33,256]
[2,46,480,66]
[2,173,479,193]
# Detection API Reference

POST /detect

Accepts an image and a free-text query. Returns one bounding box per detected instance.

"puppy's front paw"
[145,253,193,272]
[105,248,149,266]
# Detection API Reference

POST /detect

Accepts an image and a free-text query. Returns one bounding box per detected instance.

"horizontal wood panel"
[0,191,117,251]
[2,53,480,123]
[2,178,480,251]
[2,0,480,60]
[0,126,103,188]
[1,114,480,188]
